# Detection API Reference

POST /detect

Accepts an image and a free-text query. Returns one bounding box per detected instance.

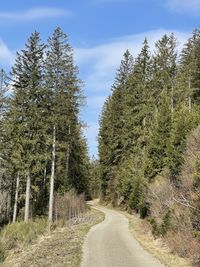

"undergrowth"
[0,218,47,262]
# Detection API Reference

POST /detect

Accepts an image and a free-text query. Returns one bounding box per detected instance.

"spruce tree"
[98,51,133,201]
[178,29,200,111]
[152,33,177,117]
[145,90,172,180]
[46,27,88,221]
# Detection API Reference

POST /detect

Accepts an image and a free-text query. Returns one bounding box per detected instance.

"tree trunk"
[6,193,11,222]
[188,77,191,113]
[24,170,31,223]
[171,84,174,120]
[66,125,71,180]
[48,125,56,223]
[66,145,70,180]
[13,172,20,223]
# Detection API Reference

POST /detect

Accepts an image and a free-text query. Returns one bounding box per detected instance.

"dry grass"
[127,212,192,267]
[2,209,104,267]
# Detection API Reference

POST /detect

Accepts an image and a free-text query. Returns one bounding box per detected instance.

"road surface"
[81,205,164,267]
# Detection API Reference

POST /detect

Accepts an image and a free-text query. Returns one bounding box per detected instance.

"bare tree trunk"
[155,106,158,122]
[6,193,11,222]
[66,125,71,180]
[24,170,31,223]
[188,77,191,113]
[171,84,174,120]
[43,167,47,186]
[143,117,146,155]
[48,125,56,223]
[66,145,70,179]
[13,172,20,223]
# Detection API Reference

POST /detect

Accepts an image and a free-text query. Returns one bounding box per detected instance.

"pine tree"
[98,51,134,201]
[46,27,88,221]
[166,106,193,182]
[98,97,114,200]
[145,90,172,180]
[151,33,177,121]
[177,29,200,112]
[122,39,152,157]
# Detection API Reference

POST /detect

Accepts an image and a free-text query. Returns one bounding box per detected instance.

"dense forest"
[0,27,90,225]
[99,29,200,264]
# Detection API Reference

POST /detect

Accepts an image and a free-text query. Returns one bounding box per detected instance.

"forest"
[0,25,200,266]
[98,29,200,265]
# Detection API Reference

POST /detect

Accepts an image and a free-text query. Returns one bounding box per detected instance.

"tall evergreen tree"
[46,27,89,221]
[177,29,200,111]
[99,50,133,201]
[152,33,177,117]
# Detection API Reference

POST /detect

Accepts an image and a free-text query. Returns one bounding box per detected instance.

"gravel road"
[81,205,164,267]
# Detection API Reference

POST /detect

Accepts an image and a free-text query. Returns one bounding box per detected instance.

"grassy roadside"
[126,212,192,267]
[2,209,104,267]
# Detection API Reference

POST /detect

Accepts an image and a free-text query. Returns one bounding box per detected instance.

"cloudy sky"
[0,0,199,157]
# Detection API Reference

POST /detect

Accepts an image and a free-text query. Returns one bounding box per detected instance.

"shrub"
[53,191,87,223]
[149,211,171,238]
[149,218,160,237]
[164,229,200,266]
[160,210,171,236]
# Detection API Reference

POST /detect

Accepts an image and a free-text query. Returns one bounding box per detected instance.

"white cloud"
[166,0,200,14]
[0,40,15,68]
[0,7,71,21]
[75,29,189,94]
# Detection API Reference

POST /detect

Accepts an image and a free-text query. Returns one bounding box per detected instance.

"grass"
[127,212,193,267]
[2,209,104,267]
[0,218,47,264]
[0,218,47,250]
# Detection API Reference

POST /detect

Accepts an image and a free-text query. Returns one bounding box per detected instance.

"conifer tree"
[145,90,172,180]
[99,51,133,201]
[152,34,177,112]
[178,29,200,111]
[46,27,88,221]
[122,39,152,157]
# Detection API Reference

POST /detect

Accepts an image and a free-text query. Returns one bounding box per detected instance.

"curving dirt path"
[81,205,164,267]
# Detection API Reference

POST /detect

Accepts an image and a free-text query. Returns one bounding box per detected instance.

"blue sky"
[0,0,199,157]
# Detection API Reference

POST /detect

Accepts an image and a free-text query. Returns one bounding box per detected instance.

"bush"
[139,201,150,219]
[160,210,171,236]
[53,191,87,223]
[149,218,160,237]
[149,211,171,237]
[164,229,200,266]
